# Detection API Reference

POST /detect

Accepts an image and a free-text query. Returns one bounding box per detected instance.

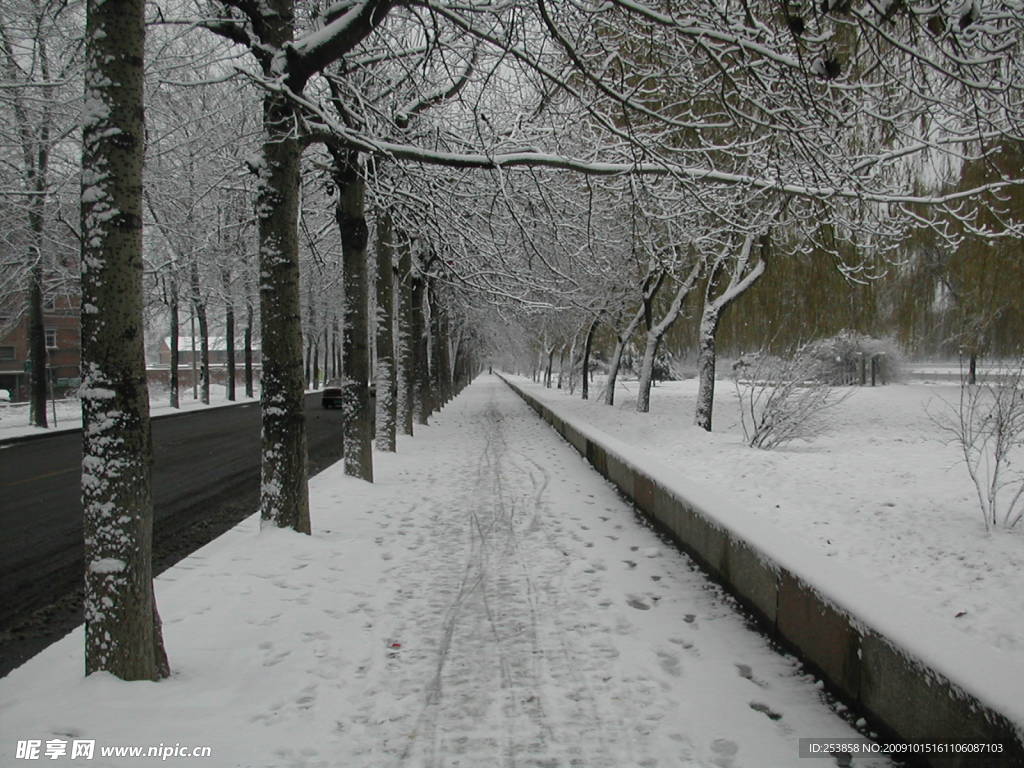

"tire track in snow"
[368,379,890,768]
[390,387,663,767]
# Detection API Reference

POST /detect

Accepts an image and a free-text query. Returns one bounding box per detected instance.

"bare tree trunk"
[169,280,179,408]
[556,343,567,389]
[189,258,210,405]
[255,11,310,532]
[581,318,598,401]
[331,318,340,379]
[333,149,373,482]
[304,335,312,388]
[375,212,397,451]
[305,279,316,389]
[636,260,703,413]
[604,337,628,405]
[439,311,453,404]
[411,270,430,426]
[6,25,52,427]
[312,339,320,389]
[397,239,415,436]
[428,282,444,412]
[80,0,168,680]
[694,234,767,431]
[28,260,48,428]
[694,309,720,431]
[224,271,236,401]
[244,302,254,399]
[636,333,661,413]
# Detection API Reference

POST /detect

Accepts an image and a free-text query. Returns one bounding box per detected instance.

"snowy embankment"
[0,378,892,767]
[504,374,1024,728]
[0,390,261,443]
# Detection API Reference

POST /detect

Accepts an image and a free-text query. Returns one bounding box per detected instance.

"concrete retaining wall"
[501,376,1024,767]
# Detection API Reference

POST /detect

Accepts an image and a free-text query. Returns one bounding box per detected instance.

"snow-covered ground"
[511,372,1024,667]
[0,377,891,767]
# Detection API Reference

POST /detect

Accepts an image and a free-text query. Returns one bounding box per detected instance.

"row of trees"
[3,0,1022,679]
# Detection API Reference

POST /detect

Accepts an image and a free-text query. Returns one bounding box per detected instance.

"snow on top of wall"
[509,376,1024,730]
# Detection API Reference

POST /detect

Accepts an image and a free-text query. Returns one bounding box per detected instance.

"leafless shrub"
[732,347,852,449]
[930,356,1024,530]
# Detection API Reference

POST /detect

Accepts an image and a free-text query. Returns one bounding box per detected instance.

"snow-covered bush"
[652,347,675,384]
[930,357,1024,530]
[732,347,852,449]
[803,330,903,385]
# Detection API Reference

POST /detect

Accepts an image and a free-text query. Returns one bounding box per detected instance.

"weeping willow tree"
[889,142,1024,362]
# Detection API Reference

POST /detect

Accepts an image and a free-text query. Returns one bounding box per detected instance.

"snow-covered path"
[0,377,888,767]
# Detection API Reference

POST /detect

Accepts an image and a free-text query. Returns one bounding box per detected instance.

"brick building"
[0,294,81,401]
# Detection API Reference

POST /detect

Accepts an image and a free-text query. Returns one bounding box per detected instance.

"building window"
[0,346,14,361]
[43,295,55,310]
[45,329,57,349]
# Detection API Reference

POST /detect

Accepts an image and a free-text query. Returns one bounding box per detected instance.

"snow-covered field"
[0,378,892,767]
[511,372,1024,666]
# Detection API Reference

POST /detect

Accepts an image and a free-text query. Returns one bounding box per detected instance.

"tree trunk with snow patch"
[694,309,720,431]
[397,237,415,436]
[694,234,768,431]
[411,268,429,426]
[375,212,397,452]
[80,0,168,680]
[254,27,310,533]
[333,149,373,482]
[169,280,179,408]
[581,319,598,400]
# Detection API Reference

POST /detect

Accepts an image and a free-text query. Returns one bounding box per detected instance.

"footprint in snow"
[710,738,739,768]
[748,701,783,721]
[627,595,650,610]
[657,649,683,677]
[736,662,768,689]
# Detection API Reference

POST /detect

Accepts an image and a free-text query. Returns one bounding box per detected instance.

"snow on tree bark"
[411,267,430,426]
[695,235,767,431]
[428,282,445,410]
[581,318,598,401]
[636,260,704,414]
[333,149,373,481]
[397,237,415,436]
[694,309,721,432]
[439,309,453,404]
[27,263,48,427]
[223,238,236,401]
[375,212,397,452]
[80,0,168,680]
[244,301,254,399]
[190,256,210,405]
[169,279,179,408]
[255,40,310,533]
[225,281,236,401]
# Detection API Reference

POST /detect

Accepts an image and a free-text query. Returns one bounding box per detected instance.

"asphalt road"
[0,393,343,675]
